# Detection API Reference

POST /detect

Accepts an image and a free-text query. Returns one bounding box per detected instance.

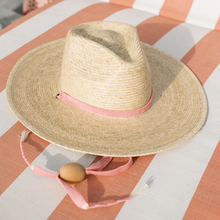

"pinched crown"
[60,21,152,111]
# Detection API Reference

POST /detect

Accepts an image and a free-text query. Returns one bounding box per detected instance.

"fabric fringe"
[21,130,31,142]
[131,182,149,198]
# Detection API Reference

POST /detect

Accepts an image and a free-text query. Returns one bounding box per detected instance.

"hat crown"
[60,21,152,111]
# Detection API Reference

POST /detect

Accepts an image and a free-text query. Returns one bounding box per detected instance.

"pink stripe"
[57,90,153,118]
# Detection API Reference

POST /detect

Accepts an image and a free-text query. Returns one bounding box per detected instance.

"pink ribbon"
[20,132,133,209]
[57,89,153,118]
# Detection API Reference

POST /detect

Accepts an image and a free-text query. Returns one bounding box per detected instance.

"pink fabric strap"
[20,131,134,209]
[57,89,153,118]
[85,157,133,176]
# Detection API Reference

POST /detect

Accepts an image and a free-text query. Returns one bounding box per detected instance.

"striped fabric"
[107,0,220,30]
[0,0,220,219]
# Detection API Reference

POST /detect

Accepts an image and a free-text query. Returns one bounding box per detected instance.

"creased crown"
[60,21,152,111]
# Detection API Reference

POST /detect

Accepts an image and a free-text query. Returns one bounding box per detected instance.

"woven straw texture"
[6,22,207,157]
[61,22,152,111]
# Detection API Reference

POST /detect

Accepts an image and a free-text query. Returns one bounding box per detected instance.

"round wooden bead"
[59,163,86,184]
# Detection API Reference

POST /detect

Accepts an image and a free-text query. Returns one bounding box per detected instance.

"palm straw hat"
[6,21,207,157]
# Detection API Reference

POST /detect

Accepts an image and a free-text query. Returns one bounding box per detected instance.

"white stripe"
[185,0,220,30]
[104,8,154,26]
[133,0,165,15]
[0,90,17,137]
[154,23,211,60]
[116,64,220,220]
[0,143,96,220]
[0,0,99,60]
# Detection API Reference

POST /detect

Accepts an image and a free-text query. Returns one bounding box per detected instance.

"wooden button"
[59,163,86,185]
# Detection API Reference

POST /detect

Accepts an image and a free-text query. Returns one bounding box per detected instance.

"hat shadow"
[43,151,72,172]
[25,137,68,172]
[137,21,196,105]
[25,138,74,172]
[42,151,95,172]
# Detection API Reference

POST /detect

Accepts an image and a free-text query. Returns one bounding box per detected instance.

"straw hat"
[6,21,207,157]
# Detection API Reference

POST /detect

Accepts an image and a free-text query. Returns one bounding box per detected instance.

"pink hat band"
[57,89,153,118]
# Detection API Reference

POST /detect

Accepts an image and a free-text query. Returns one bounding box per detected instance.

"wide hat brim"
[6,38,207,157]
